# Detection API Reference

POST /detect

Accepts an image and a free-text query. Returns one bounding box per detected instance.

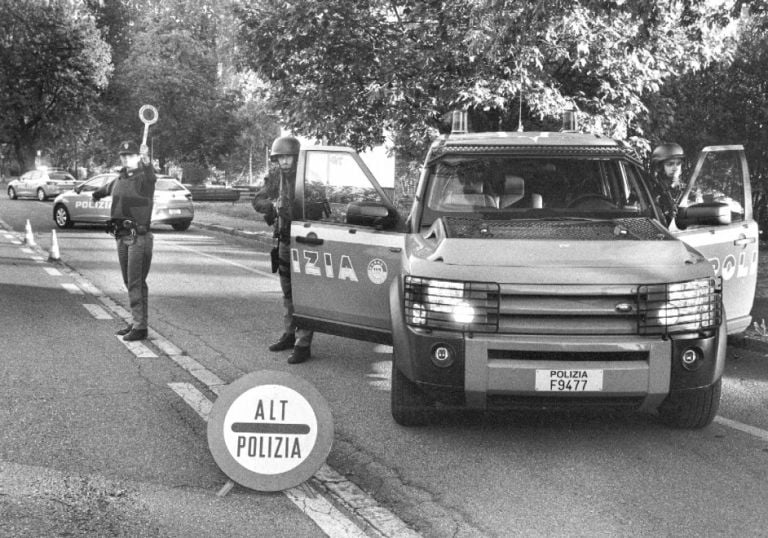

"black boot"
[287,346,311,364]
[268,333,295,352]
[123,328,148,341]
[115,324,133,336]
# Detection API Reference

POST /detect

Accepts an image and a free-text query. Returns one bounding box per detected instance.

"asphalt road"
[2,195,768,537]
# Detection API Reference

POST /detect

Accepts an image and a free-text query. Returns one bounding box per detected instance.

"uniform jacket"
[253,167,300,243]
[94,163,157,228]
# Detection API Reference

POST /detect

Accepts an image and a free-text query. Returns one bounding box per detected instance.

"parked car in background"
[7,168,77,201]
[52,173,194,231]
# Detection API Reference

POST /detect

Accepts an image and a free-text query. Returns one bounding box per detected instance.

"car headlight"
[638,278,721,335]
[404,276,499,332]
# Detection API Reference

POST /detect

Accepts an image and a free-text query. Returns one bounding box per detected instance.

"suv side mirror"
[346,201,397,230]
[675,202,731,229]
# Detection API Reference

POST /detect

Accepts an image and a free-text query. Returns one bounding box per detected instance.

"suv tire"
[658,378,721,429]
[391,361,435,427]
[37,188,46,201]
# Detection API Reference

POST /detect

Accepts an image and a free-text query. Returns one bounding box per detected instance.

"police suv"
[287,129,757,429]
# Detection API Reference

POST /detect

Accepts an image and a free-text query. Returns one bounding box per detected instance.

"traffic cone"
[24,219,36,246]
[48,229,61,262]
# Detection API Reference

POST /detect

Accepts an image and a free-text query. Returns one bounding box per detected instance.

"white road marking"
[21,247,34,254]
[10,240,21,245]
[373,344,393,354]
[43,267,62,276]
[30,255,45,262]
[168,382,213,419]
[60,283,84,294]
[158,238,276,278]
[83,303,112,320]
[715,416,768,442]
[167,382,374,538]
[116,335,157,358]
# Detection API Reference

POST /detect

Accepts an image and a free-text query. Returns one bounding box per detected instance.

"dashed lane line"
[43,267,62,276]
[116,335,157,358]
[168,382,376,538]
[60,282,84,295]
[83,303,112,320]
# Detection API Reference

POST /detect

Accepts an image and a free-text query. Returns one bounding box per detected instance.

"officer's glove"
[263,204,276,226]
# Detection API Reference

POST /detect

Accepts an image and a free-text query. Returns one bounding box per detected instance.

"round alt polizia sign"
[207,370,334,491]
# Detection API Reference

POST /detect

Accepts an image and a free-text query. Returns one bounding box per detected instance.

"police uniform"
[93,140,156,341]
[254,136,313,364]
[651,143,685,225]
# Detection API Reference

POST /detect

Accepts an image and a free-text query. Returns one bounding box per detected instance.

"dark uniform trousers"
[278,240,313,347]
[117,232,153,331]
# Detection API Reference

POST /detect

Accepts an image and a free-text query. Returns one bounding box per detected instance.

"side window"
[686,150,746,222]
[303,151,387,224]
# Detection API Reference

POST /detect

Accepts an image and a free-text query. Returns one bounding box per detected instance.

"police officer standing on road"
[254,136,313,364]
[93,140,156,341]
[651,142,686,225]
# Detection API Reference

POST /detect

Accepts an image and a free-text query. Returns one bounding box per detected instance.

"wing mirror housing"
[675,202,731,229]
[346,201,397,230]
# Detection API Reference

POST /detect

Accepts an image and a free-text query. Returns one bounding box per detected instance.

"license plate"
[169,209,182,215]
[535,369,603,392]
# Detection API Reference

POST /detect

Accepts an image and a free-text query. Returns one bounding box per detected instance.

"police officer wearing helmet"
[92,140,156,341]
[651,142,685,225]
[254,135,314,364]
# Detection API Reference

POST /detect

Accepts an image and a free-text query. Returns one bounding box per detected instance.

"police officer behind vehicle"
[93,140,156,341]
[254,135,313,364]
[651,142,686,225]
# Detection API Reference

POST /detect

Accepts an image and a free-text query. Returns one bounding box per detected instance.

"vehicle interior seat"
[499,175,525,207]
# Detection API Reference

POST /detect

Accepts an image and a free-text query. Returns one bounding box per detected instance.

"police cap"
[270,136,300,161]
[651,143,684,164]
[118,140,139,155]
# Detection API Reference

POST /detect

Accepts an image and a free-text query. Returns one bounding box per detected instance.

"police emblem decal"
[367,259,388,285]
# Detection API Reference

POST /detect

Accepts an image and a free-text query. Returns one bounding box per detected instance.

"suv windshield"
[424,156,655,221]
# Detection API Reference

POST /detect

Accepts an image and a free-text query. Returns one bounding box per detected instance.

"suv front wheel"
[391,359,436,427]
[658,379,721,429]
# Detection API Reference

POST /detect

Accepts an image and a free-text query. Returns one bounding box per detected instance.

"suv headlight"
[404,276,499,332]
[638,278,721,335]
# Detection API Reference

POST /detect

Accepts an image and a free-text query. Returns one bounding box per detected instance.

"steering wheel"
[567,194,617,209]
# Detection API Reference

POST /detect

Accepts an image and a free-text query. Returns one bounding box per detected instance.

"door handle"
[296,235,324,245]
[733,237,756,247]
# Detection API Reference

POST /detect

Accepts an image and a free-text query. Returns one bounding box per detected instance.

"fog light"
[430,344,455,368]
[681,348,702,371]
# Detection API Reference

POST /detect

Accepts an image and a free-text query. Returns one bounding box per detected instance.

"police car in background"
[52,173,194,231]
[283,120,758,429]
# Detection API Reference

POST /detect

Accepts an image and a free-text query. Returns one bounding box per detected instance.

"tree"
[645,6,768,184]
[235,0,739,163]
[0,0,111,171]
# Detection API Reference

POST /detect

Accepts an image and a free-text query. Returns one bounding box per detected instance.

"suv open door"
[672,145,758,334]
[290,147,404,344]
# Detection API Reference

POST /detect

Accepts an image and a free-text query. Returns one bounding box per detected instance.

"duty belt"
[106,219,148,239]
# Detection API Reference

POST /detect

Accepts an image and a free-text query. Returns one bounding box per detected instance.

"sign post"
[207,370,334,492]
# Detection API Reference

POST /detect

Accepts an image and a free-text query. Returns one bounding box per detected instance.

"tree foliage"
[0,0,111,171]
[236,0,741,160]
[646,7,768,185]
